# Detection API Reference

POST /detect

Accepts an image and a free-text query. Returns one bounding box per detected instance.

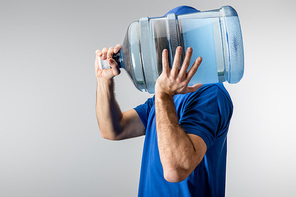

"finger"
[171,46,182,79]
[186,83,203,93]
[186,57,202,82]
[96,49,102,57]
[162,49,170,76]
[114,44,122,53]
[108,58,120,76]
[95,54,101,72]
[107,47,114,59]
[101,47,108,60]
[178,47,193,79]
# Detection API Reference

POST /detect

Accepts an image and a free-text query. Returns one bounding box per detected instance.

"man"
[95,6,233,197]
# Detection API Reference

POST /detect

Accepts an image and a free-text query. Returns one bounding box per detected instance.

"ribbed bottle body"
[112,6,244,93]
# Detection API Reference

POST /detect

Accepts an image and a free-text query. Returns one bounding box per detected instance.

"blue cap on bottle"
[164,5,200,16]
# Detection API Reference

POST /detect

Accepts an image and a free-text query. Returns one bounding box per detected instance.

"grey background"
[1,0,296,196]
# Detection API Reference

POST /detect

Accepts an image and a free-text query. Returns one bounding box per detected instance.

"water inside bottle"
[181,15,242,85]
[181,17,223,85]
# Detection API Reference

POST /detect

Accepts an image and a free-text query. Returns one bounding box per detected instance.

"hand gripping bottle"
[98,6,244,93]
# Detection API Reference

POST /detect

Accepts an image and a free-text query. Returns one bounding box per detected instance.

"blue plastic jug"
[99,6,244,93]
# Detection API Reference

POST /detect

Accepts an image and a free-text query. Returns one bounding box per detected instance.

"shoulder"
[176,83,232,108]
[133,96,155,128]
[177,83,233,147]
[194,83,232,102]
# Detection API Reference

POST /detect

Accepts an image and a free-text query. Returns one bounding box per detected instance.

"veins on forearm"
[155,94,196,170]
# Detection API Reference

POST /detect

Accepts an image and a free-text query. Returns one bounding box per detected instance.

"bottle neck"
[113,51,122,68]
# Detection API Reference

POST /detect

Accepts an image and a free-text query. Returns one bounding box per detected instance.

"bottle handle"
[98,56,111,70]
[98,52,121,70]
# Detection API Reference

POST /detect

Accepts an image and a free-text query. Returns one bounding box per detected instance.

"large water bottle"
[99,6,244,94]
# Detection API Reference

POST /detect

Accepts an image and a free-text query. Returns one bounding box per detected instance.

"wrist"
[155,84,173,98]
[155,84,174,98]
[97,77,114,92]
[97,75,113,84]
[155,90,174,106]
[155,91,171,99]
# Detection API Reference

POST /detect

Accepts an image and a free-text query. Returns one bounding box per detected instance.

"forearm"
[155,93,197,182]
[96,77,123,140]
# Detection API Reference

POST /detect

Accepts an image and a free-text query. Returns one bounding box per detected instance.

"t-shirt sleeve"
[134,96,154,129]
[179,85,233,149]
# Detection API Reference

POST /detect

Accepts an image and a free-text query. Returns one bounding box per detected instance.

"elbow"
[98,124,123,141]
[163,167,190,183]
[100,130,122,141]
[101,133,116,140]
[101,133,122,141]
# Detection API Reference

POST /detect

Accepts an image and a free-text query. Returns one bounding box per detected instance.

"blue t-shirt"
[134,83,233,197]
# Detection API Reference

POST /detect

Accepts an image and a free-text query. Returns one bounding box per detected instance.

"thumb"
[108,59,121,76]
[187,83,203,93]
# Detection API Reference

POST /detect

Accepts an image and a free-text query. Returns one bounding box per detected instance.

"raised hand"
[155,46,203,96]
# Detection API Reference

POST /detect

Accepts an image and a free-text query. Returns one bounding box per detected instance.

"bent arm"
[155,93,207,182]
[155,47,206,182]
[95,46,145,140]
[96,78,145,140]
